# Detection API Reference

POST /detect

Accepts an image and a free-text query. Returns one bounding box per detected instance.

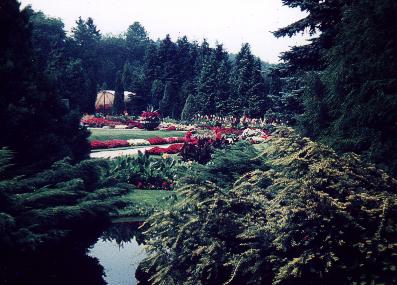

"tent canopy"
[95,90,135,112]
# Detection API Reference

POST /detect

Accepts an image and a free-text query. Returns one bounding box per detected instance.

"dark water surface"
[88,220,147,285]
[0,220,146,285]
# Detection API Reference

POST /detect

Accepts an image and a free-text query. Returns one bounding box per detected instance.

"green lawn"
[115,189,176,218]
[89,128,186,141]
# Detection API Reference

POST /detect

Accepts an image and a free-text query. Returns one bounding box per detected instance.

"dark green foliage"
[179,141,267,189]
[113,70,125,114]
[160,81,177,118]
[139,128,397,285]
[277,0,397,176]
[0,149,127,252]
[70,17,101,113]
[181,94,197,121]
[229,44,270,117]
[0,0,90,173]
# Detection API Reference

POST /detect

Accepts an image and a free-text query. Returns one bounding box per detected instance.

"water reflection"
[88,221,146,285]
[0,221,146,285]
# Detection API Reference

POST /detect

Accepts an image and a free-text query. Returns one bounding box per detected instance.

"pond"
[88,219,147,285]
[0,219,147,285]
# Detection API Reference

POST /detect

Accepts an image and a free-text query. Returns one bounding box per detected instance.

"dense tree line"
[26,7,273,119]
[272,0,397,176]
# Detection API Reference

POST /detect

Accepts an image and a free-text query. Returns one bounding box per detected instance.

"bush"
[109,151,177,189]
[179,141,267,189]
[139,127,397,285]
[0,150,127,253]
[180,137,229,164]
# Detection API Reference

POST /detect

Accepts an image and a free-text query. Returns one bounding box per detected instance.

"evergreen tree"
[113,71,125,114]
[70,17,101,113]
[229,43,268,117]
[0,0,89,173]
[125,22,150,62]
[150,80,164,108]
[159,81,176,117]
[181,94,196,121]
[196,56,217,115]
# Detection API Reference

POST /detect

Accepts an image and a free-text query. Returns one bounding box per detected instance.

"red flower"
[165,125,176,131]
[90,139,129,149]
[148,137,168,145]
[141,111,161,120]
[146,143,184,155]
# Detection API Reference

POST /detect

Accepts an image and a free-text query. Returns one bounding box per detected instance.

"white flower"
[127,139,150,146]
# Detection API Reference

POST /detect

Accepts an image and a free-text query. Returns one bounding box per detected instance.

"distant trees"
[229,44,270,117]
[70,17,102,113]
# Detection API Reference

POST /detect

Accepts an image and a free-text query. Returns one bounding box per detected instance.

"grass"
[89,128,186,141]
[115,189,176,217]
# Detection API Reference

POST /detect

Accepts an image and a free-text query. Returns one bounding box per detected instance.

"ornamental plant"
[109,151,176,190]
[146,144,184,155]
[90,140,129,149]
[138,127,397,285]
[141,111,161,121]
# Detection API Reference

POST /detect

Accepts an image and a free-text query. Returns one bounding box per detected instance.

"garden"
[83,111,272,197]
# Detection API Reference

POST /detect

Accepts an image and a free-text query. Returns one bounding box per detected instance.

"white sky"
[19,0,309,63]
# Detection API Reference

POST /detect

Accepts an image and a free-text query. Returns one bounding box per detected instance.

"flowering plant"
[90,139,129,149]
[141,111,161,120]
[146,144,184,155]
[127,139,150,146]
[81,116,119,128]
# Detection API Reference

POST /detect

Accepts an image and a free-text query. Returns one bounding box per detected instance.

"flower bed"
[159,122,196,131]
[90,139,130,149]
[81,117,120,128]
[148,136,186,145]
[146,144,184,155]
[81,115,143,129]
[126,139,150,146]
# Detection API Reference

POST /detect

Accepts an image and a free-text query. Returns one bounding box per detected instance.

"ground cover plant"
[138,128,397,285]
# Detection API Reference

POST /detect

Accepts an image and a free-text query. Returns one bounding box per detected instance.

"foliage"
[139,127,397,285]
[0,149,128,253]
[0,0,90,173]
[109,151,177,190]
[179,137,229,164]
[276,0,397,176]
[113,70,125,114]
[179,141,267,189]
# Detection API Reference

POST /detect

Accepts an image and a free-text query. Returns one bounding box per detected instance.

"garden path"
[90,144,172,159]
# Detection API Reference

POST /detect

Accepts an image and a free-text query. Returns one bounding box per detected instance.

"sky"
[19,0,309,63]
